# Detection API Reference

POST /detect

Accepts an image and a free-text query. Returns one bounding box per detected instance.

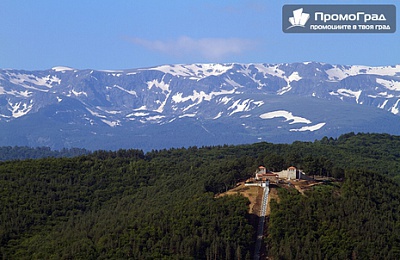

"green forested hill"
[1,133,400,259]
[1,148,255,259]
[268,170,400,259]
[0,146,89,161]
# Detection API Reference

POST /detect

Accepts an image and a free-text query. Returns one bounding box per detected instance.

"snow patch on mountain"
[290,123,326,132]
[228,99,264,116]
[8,73,60,90]
[0,87,32,98]
[102,109,121,115]
[86,108,106,119]
[179,113,196,118]
[330,89,362,103]
[240,114,251,118]
[362,65,400,76]
[228,99,252,115]
[379,100,388,109]
[225,78,242,88]
[260,110,311,124]
[9,101,33,118]
[338,89,362,103]
[133,105,148,111]
[260,110,326,132]
[213,112,223,119]
[390,99,400,114]
[288,71,302,82]
[277,86,292,95]
[71,89,88,97]
[148,63,233,79]
[101,119,121,127]
[172,89,235,105]
[277,71,302,95]
[217,96,233,105]
[147,79,170,92]
[252,64,285,78]
[172,91,209,103]
[376,78,400,91]
[368,92,394,99]
[146,115,165,121]
[113,85,137,96]
[155,91,171,113]
[326,65,400,81]
[127,112,149,117]
[189,63,233,78]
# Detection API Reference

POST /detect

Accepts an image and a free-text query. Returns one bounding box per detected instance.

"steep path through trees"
[254,182,269,260]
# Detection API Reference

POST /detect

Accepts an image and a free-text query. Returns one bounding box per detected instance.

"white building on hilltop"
[245,166,312,187]
[275,166,312,180]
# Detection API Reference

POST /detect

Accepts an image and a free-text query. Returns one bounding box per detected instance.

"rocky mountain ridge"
[1,62,399,150]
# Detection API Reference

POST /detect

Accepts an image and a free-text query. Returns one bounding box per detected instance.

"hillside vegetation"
[0,146,89,161]
[268,171,400,259]
[1,133,400,259]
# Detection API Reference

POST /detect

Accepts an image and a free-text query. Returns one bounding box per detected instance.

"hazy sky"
[0,0,399,70]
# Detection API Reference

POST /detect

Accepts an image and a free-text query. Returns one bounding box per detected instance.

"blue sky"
[0,0,399,70]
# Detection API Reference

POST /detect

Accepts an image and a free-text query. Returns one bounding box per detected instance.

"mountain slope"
[1,62,400,150]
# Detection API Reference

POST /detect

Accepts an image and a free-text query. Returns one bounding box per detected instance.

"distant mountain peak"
[0,62,399,150]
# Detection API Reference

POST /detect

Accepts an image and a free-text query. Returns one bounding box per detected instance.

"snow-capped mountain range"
[1,62,400,150]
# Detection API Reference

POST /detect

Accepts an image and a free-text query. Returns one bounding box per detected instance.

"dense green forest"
[0,146,89,161]
[268,170,400,259]
[1,132,400,259]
